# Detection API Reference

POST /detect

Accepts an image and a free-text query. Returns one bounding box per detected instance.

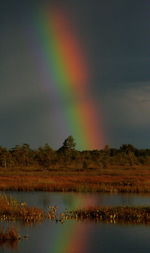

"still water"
[1,192,150,253]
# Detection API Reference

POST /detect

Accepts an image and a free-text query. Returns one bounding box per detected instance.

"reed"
[0,194,60,224]
[0,165,150,193]
[62,206,150,224]
[1,194,150,225]
[0,226,20,241]
[0,194,45,224]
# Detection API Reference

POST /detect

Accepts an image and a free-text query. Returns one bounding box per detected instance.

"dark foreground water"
[1,192,150,253]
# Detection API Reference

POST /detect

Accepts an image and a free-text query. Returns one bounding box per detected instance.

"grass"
[61,206,150,224]
[0,226,21,249]
[0,165,150,192]
[0,194,51,224]
[0,226,20,241]
[1,194,150,225]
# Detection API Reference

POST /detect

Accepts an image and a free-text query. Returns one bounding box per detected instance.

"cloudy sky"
[0,0,150,149]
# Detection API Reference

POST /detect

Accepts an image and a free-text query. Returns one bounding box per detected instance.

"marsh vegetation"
[0,137,149,193]
[0,194,57,224]
[1,192,150,253]
[62,206,150,224]
[1,194,150,225]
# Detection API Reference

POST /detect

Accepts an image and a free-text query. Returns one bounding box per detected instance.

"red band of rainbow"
[34,5,105,150]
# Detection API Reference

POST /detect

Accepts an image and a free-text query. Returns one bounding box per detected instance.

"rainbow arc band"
[35,6,104,150]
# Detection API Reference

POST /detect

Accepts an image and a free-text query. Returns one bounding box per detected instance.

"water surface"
[4,191,150,211]
[1,192,150,253]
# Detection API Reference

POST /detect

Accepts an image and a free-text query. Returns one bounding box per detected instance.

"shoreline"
[1,194,150,225]
[62,206,150,225]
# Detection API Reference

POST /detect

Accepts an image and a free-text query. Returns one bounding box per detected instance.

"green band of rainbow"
[48,194,97,253]
[34,5,105,150]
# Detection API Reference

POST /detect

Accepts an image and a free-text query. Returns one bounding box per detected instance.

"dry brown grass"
[0,194,45,224]
[0,165,150,192]
[1,193,150,226]
[62,206,150,224]
[0,226,23,249]
[0,194,58,224]
[0,226,20,241]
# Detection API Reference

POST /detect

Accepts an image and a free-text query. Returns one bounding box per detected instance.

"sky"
[0,0,150,150]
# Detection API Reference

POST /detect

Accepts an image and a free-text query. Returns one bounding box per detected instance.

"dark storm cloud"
[0,0,150,148]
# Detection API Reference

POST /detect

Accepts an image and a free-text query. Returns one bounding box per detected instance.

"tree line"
[0,136,150,169]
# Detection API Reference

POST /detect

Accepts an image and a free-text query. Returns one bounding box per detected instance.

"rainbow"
[34,5,105,150]
[48,194,97,253]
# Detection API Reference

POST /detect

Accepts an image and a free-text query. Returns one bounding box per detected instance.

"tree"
[0,146,10,167]
[59,136,76,152]
[63,136,76,150]
[10,144,34,167]
[35,144,54,168]
[120,144,137,154]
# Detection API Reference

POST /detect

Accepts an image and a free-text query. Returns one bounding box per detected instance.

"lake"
[1,192,150,253]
